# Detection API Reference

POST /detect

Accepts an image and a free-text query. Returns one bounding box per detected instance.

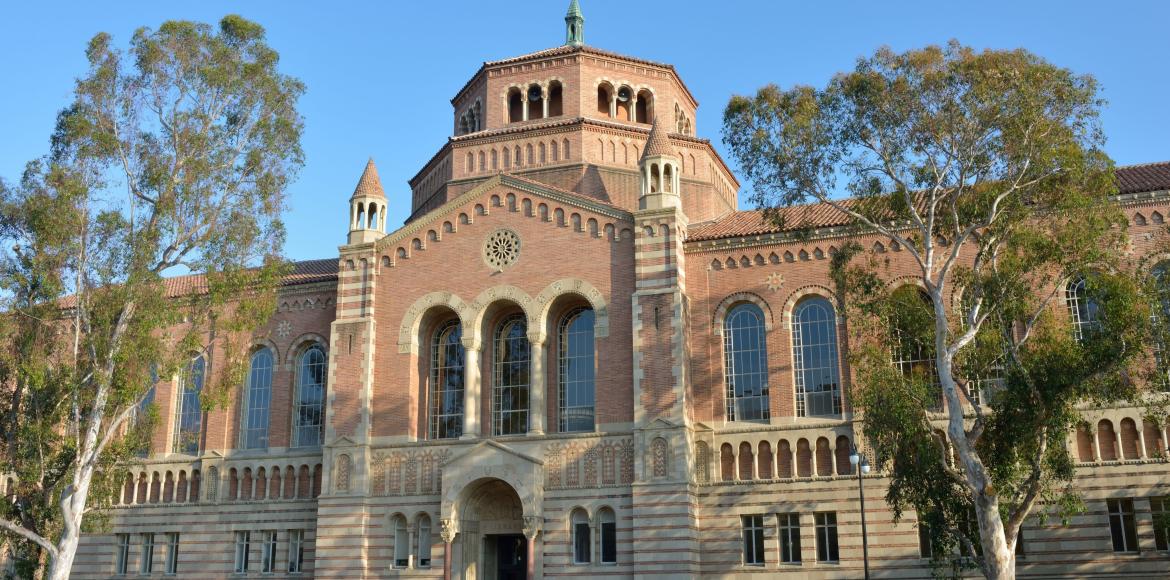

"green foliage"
[725,41,1162,578]
[0,15,303,578]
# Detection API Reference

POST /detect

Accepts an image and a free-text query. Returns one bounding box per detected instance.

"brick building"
[66,2,1170,578]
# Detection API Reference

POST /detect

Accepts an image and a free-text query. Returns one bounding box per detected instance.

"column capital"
[522,515,543,540]
[439,518,458,544]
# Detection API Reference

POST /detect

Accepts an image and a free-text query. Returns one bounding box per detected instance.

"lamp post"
[849,445,872,580]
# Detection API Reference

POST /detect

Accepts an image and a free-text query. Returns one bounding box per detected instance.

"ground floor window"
[262,530,278,573]
[139,533,154,574]
[599,508,617,563]
[114,534,130,575]
[815,512,839,563]
[1108,499,1139,553]
[288,529,305,573]
[165,533,180,575]
[418,515,433,568]
[1151,496,1169,551]
[778,513,801,563]
[572,509,591,564]
[742,514,765,565]
[234,531,251,573]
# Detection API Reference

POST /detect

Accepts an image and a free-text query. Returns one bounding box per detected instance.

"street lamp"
[849,445,872,580]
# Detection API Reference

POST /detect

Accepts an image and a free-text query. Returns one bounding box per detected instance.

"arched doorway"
[453,478,527,580]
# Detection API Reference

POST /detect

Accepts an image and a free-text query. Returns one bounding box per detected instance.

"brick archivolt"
[397,278,609,354]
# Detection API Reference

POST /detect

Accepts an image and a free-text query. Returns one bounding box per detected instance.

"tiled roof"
[1117,161,1170,195]
[687,162,1170,243]
[352,158,386,199]
[502,172,622,210]
[641,116,673,161]
[58,258,338,309]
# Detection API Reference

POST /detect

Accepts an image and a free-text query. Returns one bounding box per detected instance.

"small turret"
[348,158,387,245]
[639,118,680,210]
[565,0,585,46]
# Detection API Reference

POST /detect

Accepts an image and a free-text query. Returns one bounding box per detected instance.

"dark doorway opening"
[485,534,526,580]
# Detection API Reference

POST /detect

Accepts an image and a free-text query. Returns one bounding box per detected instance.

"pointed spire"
[351,157,386,199]
[641,116,674,162]
[565,0,584,46]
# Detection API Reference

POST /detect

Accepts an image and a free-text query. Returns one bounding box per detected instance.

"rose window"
[483,229,521,271]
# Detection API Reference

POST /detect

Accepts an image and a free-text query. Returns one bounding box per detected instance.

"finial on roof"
[565,0,584,46]
[352,157,386,199]
[641,116,674,162]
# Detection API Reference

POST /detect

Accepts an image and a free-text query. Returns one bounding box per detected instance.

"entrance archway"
[452,478,527,580]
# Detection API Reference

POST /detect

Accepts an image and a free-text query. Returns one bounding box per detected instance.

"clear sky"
[2,1,1168,262]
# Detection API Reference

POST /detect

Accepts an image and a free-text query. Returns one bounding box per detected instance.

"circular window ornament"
[483,229,521,271]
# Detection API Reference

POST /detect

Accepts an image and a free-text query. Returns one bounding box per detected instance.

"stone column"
[542,84,549,118]
[1091,428,1102,462]
[462,338,481,439]
[1114,427,1123,461]
[440,519,457,580]
[829,443,838,476]
[522,516,542,580]
[1138,428,1148,460]
[522,97,529,122]
[630,95,638,122]
[529,333,546,436]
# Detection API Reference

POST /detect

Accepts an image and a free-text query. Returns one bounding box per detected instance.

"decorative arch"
[397,292,474,354]
[467,285,539,346]
[781,285,841,323]
[284,332,329,364]
[712,292,775,334]
[533,278,610,340]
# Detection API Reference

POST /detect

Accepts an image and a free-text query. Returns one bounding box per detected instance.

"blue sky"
[2,1,1168,262]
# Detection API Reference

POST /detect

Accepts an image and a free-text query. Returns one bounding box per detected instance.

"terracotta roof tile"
[352,158,386,199]
[640,116,673,161]
[1117,161,1170,195]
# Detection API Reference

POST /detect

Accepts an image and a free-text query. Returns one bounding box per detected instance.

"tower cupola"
[348,158,388,245]
[639,117,681,210]
[565,0,585,46]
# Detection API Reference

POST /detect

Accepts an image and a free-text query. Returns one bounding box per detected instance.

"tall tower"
[638,117,681,210]
[565,0,584,46]
[347,158,387,245]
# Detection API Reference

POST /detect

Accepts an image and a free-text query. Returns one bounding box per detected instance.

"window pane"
[431,322,465,439]
[493,315,530,436]
[559,308,596,432]
[724,305,770,422]
[394,517,409,567]
[294,346,327,447]
[779,513,801,563]
[1152,496,1170,551]
[418,516,432,567]
[792,298,842,417]
[173,356,205,454]
[243,349,274,449]
[574,523,591,563]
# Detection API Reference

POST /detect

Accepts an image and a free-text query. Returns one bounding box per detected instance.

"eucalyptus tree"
[723,42,1156,579]
[0,16,304,579]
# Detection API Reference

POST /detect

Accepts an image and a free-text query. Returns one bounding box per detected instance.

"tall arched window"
[173,354,205,454]
[598,507,617,563]
[890,286,939,407]
[293,345,327,447]
[430,320,465,439]
[242,348,274,449]
[493,314,530,436]
[791,297,842,417]
[417,514,432,568]
[723,303,770,422]
[1066,276,1102,342]
[392,515,409,568]
[571,509,591,564]
[559,308,596,432]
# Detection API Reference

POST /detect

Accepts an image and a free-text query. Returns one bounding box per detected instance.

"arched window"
[508,89,523,123]
[173,354,205,454]
[598,507,617,563]
[392,515,409,568]
[293,345,327,447]
[493,314,530,436]
[528,84,545,121]
[1152,262,1170,388]
[890,286,940,407]
[242,348,274,449]
[430,320,465,439]
[571,509,591,564]
[723,304,770,422]
[791,297,842,417]
[1066,276,1102,342]
[548,81,563,117]
[635,89,652,123]
[597,84,612,116]
[417,514,432,568]
[559,308,596,432]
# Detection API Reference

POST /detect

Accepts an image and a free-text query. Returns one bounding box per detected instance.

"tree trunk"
[975,492,1015,579]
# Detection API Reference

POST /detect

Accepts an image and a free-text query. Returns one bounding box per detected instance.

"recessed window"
[1107,499,1139,553]
[741,514,765,566]
[114,534,130,575]
[814,512,839,563]
[493,314,530,436]
[1152,496,1170,551]
[393,515,409,568]
[778,513,802,564]
[165,533,180,575]
[791,297,842,417]
[139,533,155,574]
[418,515,433,568]
[571,509,591,564]
[723,303,770,422]
[599,508,617,564]
[242,348,274,449]
[430,321,465,439]
[1066,276,1102,343]
[234,531,251,573]
[173,355,205,454]
[261,531,278,573]
[293,345,327,447]
[287,530,305,573]
[559,308,596,432]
